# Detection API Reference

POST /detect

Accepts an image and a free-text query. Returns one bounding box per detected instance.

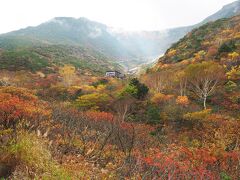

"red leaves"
[136,144,240,179]
[85,111,114,122]
[143,157,154,165]
[137,146,233,179]
[194,149,217,165]
[35,74,58,88]
[120,122,133,130]
[0,93,26,127]
[0,87,50,129]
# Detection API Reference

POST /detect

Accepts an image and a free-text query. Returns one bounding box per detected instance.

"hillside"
[152,0,240,60]
[1,1,239,70]
[158,15,240,64]
[4,17,132,58]
[0,45,122,75]
[148,14,240,115]
[1,1,240,179]
[0,17,166,67]
[0,17,137,68]
[116,0,240,63]
[1,13,240,177]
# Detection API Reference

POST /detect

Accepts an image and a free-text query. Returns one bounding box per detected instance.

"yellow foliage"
[180,60,190,65]
[167,49,177,57]
[96,84,106,92]
[228,52,239,60]
[226,66,240,80]
[234,32,240,39]
[221,29,233,35]
[183,109,212,121]
[0,86,37,101]
[76,93,110,110]
[202,41,210,46]
[59,65,76,87]
[161,64,170,69]
[151,93,174,104]
[0,129,13,136]
[59,64,75,74]
[194,50,206,61]
[67,86,82,95]
[81,85,96,92]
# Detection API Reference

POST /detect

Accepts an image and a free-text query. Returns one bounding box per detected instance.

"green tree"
[122,78,149,100]
[218,40,236,53]
[225,81,238,92]
[147,105,161,125]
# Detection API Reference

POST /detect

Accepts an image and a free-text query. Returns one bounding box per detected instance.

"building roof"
[106,70,122,74]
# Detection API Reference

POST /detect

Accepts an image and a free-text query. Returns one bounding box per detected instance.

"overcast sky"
[0,0,236,33]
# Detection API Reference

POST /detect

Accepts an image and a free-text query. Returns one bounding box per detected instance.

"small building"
[105,71,124,78]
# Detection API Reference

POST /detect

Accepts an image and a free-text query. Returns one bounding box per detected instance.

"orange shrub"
[176,96,190,106]
[0,87,50,129]
[151,93,174,105]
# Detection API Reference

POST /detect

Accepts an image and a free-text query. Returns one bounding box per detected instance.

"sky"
[0,0,236,33]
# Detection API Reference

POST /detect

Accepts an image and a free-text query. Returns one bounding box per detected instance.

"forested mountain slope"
[158,15,240,64]
[0,45,121,75]
[1,1,239,69]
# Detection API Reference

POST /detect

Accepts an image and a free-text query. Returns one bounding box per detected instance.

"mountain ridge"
[0,0,239,70]
[154,15,240,67]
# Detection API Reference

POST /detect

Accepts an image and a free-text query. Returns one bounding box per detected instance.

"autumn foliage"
[0,87,50,130]
[1,14,240,179]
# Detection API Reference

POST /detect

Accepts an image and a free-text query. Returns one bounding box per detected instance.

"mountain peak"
[201,0,240,24]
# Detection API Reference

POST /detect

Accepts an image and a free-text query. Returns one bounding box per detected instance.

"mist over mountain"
[1,1,240,179]
[115,0,240,64]
[0,0,239,69]
[150,0,240,58]
[2,18,132,58]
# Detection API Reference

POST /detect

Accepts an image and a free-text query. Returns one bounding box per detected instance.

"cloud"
[0,0,236,34]
[88,27,102,38]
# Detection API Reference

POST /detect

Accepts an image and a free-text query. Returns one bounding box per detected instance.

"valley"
[0,0,240,179]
